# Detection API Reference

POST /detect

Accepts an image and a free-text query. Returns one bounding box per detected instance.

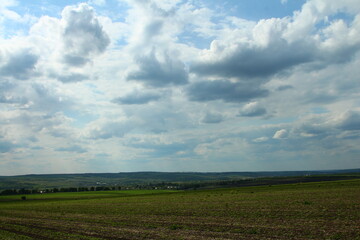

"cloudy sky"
[0,0,359,175]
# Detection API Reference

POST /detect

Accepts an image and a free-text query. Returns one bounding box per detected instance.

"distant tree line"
[0,186,122,195]
[0,180,247,195]
[0,183,182,196]
[2,174,359,196]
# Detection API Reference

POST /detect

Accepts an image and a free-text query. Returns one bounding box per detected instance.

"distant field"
[0,190,177,201]
[0,180,359,239]
[1,170,359,190]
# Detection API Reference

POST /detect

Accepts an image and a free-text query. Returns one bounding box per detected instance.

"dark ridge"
[0,169,359,190]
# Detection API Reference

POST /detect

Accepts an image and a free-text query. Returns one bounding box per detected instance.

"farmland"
[0,179,359,239]
[1,169,359,191]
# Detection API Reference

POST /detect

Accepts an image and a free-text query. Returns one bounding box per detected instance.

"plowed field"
[1,180,359,239]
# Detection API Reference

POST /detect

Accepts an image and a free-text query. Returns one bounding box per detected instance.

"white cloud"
[1,0,360,174]
[127,49,188,87]
[187,80,269,103]
[84,118,135,139]
[112,90,162,105]
[0,0,21,22]
[334,111,360,130]
[191,0,360,87]
[253,137,269,143]
[60,3,110,66]
[201,112,223,124]
[273,129,288,139]
[0,48,39,80]
[239,102,267,117]
[88,0,106,6]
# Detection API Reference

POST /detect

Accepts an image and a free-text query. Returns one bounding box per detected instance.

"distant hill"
[1,169,360,190]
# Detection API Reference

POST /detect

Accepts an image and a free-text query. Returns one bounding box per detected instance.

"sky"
[0,0,360,175]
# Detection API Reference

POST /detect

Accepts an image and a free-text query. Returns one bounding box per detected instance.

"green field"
[1,170,359,191]
[0,180,359,240]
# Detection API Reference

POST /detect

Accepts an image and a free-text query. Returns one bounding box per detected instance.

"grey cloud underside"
[305,91,339,104]
[338,111,360,131]
[143,20,164,41]
[56,145,87,153]
[277,85,293,91]
[0,82,27,104]
[1,1,360,174]
[295,121,329,138]
[191,40,314,79]
[125,139,194,157]
[281,111,360,141]
[127,52,188,87]
[55,73,88,83]
[87,104,194,140]
[0,95,27,104]
[201,112,223,124]
[62,4,110,66]
[63,55,89,67]
[88,121,133,139]
[30,84,74,113]
[0,49,38,80]
[0,82,72,112]
[0,141,18,153]
[238,107,267,117]
[187,80,269,102]
[112,91,161,105]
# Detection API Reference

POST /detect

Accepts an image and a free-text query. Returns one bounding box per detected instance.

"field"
[0,180,359,239]
[1,170,359,190]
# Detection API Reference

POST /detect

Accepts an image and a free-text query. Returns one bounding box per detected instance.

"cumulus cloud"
[284,0,360,42]
[88,0,106,6]
[0,81,27,105]
[112,90,162,105]
[0,81,75,113]
[335,111,360,131]
[7,111,75,138]
[125,137,193,157]
[122,0,197,89]
[61,3,110,66]
[54,73,89,83]
[271,111,360,141]
[191,37,314,79]
[0,94,27,105]
[127,50,188,87]
[201,112,223,124]
[253,136,269,143]
[85,118,135,139]
[238,102,267,117]
[277,85,293,91]
[0,48,39,80]
[27,83,75,113]
[1,0,360,173]
[0,0,21,30]
[124,0,182,47]
[296,121,328,138]
[0,140,18,153]
[273,129,288,139]
[191,1,360,85]
[187,80,269,103]
[8,3,111,84]
[56,145,87,153]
